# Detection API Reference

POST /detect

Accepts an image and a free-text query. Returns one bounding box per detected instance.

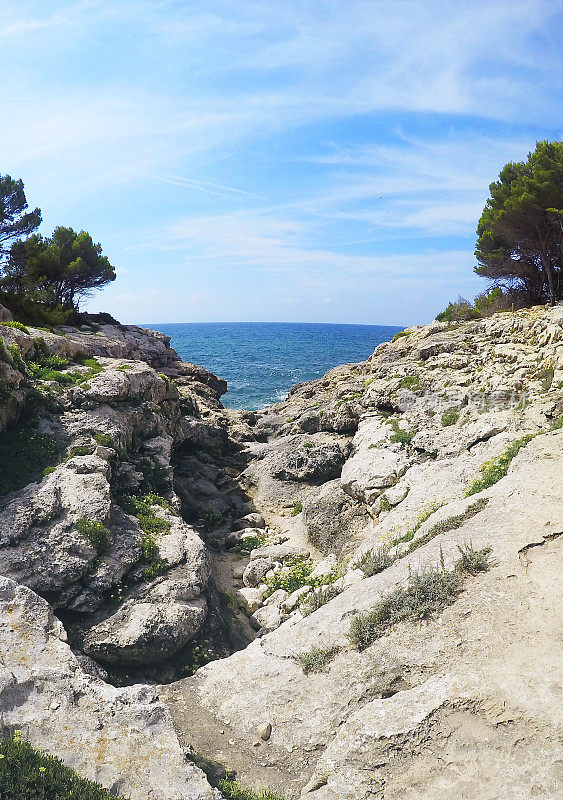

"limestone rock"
[0,577,215,800]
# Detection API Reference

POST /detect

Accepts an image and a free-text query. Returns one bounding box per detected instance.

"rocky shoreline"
[0,304,562,799]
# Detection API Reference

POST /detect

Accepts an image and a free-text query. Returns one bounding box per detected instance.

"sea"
[145,322,403,411]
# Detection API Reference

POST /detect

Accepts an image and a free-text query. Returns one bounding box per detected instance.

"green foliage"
[393,500,446,545]
[391,329,409,341]
[76,518,110,551]
[8,344,26,372]
[539,365,555,391]
[408,498,489,552]
[198,506,225,532]
[5,226,116,314]
[388,418,414,445]
[266,557,313,596]
[295,645,340,674]
[399,374,420,390]
[0,421,58,496]
[117,494,170,578]
[378,494,391,512]
[216,780,286,800]
[0,320,29,332]
[441,409,459,427]
[475,140,563,306]
[348,567,463,650]
[455,542,495,575]
[265,556,341,598]
[236,531,266,552]
[466,435,535,495]
[0,735,124,799]
[299,584,341,616]
[0,174,41,262]
[93,432,114,447]
[0,385,12,404]
[436,298,480,323]
[354,543,393,576]
[70,445,95,457]
[290,500,303,516]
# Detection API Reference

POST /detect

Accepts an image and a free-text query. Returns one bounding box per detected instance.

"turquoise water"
[146,322,403,410]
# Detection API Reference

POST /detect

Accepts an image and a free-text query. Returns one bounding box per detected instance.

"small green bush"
[117,494,170,578]
[391,330,409,342]
[290,500,303,516]
[93,432,114,447]
[0,320,29,333]
[216,780,286,800]
[393,500,446,544]
[388,418,414,445]
[295,645,340,674]
[378,494,391,512]
[466,435,535,495]
[408,498,489,551]
[198,506,225,532]
[355,543,393,576]
[0,735,124,799]
[441,409,459,427]
[299,584,341,616]
[70,445,95,457]
[399,374,420,390]
[455,542,495,574]
[348,568,463,650]
[266,557,313,596]
[76,518,110,551]
[0,423,58,496]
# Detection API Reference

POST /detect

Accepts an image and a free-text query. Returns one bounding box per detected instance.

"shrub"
[466,435,535,495]
[93,432,114,448]
[436,298,480,323]
[455,542,495,574]
[0,423,58,496]
[441,409,459,427]
[408,498,489,551]
[354,543,393,576]
[265,557,313,596]
[299,584,341,616]
[348,567,463,650]
[393,500,446,544]
[217,780,286,800]
[295,645,340,674]
[399,374,420,390]
[391,330,409,342]
[76,518,110,551]
[70,445,95,457]
[290,500,303,516]
[378,494,391,512]
[388,418,414,445]
[0,734,124,799]
[117,494,170,578]
[0,320,29,333]
[198,506,225,532]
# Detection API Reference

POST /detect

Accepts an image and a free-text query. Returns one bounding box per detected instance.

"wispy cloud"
[0,0,561,323]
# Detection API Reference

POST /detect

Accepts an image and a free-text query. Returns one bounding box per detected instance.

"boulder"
[0,577,215,800]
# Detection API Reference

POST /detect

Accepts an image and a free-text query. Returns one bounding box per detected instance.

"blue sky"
[1,0,562,325]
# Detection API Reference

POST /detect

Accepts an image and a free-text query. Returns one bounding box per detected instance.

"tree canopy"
[0,175,116,324]
[5,227,116,311]
[475,140,563,306]
[0,174,41,261]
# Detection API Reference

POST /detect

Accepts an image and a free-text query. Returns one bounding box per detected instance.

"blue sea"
[145,322,403,411]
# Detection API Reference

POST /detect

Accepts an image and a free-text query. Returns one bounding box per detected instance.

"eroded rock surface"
[1,305,562,799]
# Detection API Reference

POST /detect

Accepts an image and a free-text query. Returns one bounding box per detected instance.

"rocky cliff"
[0,306,561,799]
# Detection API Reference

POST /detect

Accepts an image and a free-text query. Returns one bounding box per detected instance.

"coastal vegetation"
[0,734,124,800]
[0,174,115,325]
[438,140,563,320]
[348,543,494,650]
